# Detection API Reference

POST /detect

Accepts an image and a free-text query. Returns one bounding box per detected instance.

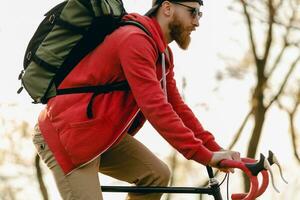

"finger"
[217,168,227,173]
[229,168,235,173]
[219,167,235,173]
[231,152,241,161]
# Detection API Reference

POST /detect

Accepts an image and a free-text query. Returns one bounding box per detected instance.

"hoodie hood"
[123,13,170,98]
[123,13,167,54]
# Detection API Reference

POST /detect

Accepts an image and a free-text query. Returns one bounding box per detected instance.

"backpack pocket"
[22,61,57,102]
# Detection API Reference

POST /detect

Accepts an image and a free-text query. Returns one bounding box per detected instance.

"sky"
[0,0,299,200]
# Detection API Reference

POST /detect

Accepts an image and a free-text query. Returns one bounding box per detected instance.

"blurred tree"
[35,154,49,200]
[0,104,48,200]
[278,85,300,163]
[165,77,189,200]
[217,0,300,191]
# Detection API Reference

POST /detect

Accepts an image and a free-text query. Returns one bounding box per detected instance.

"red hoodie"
[38,13,221,175]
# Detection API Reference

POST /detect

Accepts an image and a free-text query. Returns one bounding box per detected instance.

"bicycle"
[101,150,288,200]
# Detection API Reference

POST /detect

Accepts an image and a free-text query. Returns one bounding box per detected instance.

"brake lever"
[242,157,269,198]
[263,155,280,193]
[268,150,288,184]
[245,154,280,193]
[244,154,265,176]
[219,151,287,200]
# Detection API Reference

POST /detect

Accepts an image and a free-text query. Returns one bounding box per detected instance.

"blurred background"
[0,0,299,199]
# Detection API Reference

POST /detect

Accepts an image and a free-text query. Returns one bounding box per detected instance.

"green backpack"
[18,0,149,105]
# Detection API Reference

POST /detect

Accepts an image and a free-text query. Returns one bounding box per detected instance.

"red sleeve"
[166,68,222,152]
[118,32,213,165]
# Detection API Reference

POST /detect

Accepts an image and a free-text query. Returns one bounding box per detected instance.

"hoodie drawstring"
[161,52,167,100]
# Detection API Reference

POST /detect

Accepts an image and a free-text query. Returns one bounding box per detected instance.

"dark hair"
[145,0,203,16]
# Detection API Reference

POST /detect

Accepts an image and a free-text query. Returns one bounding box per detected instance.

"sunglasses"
[172,2,203,19]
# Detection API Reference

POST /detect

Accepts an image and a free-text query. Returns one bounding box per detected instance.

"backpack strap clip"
[49,14,56,24]
[56,81,130,119]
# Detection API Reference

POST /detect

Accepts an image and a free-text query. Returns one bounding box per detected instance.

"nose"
[193,17,199,27]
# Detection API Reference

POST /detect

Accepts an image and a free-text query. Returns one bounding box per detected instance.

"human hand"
[209,150,241,173]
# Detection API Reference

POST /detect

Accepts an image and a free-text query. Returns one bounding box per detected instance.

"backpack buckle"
[26,51,32,61]
[49,14,56,24]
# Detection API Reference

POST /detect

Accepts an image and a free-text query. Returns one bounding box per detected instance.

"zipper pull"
[17,86,24,94]
[17,70,24,94]
[18,70,24,80]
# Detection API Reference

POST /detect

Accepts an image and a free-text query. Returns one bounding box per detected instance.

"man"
[33,0,241,199]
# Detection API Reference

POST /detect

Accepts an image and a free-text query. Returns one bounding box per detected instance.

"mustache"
[188,26,196,32]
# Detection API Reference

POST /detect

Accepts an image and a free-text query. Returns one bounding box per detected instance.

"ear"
[160,1,173,17]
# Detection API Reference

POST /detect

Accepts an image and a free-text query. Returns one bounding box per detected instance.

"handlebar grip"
[257,170,269,197]
[231,193,247,200]
[219,159,259,200]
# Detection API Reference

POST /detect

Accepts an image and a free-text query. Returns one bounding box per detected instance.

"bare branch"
[266,2,300,79]
[228,108,254,149]
[276,87,300,163]
[228,1,300,30]
[266,9,296,78]
[266,2,300,78]
[289,87,300,163]
[262,0,275,65]
[228,7,300,31]
[266,42,288,78]
[290,113,300,163]
[239,0,259,65]
[291,40,300,48]
[266,54,300,109]
[274,0,284,10]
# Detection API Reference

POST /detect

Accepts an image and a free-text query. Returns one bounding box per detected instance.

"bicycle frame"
[102,166,223,200]
[101,151,287,200]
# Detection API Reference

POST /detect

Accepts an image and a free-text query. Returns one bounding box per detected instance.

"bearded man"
[33,0,241,199]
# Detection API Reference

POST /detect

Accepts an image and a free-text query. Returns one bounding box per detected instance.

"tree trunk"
[35,154,49,200]
[165,150,178,200]
[243,82,266,191]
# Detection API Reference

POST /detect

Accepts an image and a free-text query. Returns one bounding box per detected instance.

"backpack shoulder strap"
[119,20,151,36]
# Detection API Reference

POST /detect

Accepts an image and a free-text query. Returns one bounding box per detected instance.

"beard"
[169,14,191,50]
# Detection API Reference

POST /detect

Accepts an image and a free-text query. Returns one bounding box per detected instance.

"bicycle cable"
[226,173,230,200]
[218,173,228,186]
[216,172,230,200]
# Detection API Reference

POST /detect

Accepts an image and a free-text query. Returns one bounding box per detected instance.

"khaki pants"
[33,125,170,200]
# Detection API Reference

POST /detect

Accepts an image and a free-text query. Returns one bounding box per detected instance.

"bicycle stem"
[206,166,219,185]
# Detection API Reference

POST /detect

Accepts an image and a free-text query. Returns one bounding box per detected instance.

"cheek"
[180,23,190,35]
[178,19,192,32]
[172,12,188,24]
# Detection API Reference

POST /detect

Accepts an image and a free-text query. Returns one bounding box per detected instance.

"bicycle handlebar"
[219,151,288,200]
[219,156,269,200]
